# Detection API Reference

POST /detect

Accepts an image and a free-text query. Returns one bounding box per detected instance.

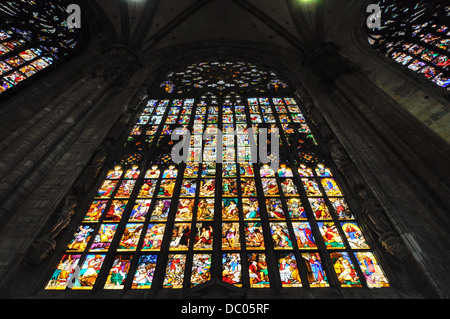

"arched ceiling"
[89,0,366,57]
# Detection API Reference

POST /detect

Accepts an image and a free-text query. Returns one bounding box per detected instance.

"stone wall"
[0,40,148,297]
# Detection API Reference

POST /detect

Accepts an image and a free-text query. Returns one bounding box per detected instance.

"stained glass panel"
[367,1,449,89]
[0,1,81,96]
[46,62,390,293]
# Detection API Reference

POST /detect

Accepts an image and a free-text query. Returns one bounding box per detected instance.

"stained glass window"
[0,0,81,96]
[367,1,449,89]
[45,61,390,292]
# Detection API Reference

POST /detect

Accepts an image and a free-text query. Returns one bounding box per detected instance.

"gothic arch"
[30,54,410,298]
[0,1,447,301]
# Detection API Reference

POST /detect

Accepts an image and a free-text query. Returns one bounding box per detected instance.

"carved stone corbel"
[28,196,77,265]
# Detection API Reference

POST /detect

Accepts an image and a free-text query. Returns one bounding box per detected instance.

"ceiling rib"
[233,0,306,53]
[86,0,120,42]
[129,0,161,50]
[138,0,214,53]
[285,0,321,47]
[119,0,130,44]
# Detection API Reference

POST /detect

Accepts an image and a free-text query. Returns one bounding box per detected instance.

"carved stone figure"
[358,189,409,261]
[28,196,77,265]
[72,145,109,194]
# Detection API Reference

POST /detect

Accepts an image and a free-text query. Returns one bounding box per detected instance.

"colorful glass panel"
[367,1,449,89]
[46,63,390,292]
[0,1,80,96]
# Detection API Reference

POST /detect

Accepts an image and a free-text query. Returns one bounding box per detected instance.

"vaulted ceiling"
[89,0,366,57]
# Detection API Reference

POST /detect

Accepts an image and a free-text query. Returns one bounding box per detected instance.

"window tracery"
[0,0,80,96]
[367,1,449,89]
[45,61,390,292]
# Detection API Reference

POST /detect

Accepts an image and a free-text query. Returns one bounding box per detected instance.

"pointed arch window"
[44,61,390,293]
[0,0,81,96]
[367,0,449,89]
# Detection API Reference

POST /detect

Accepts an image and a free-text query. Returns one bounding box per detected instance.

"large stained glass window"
[0,0,81,96]
[45,61,390,292]
[367,1,449,89]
